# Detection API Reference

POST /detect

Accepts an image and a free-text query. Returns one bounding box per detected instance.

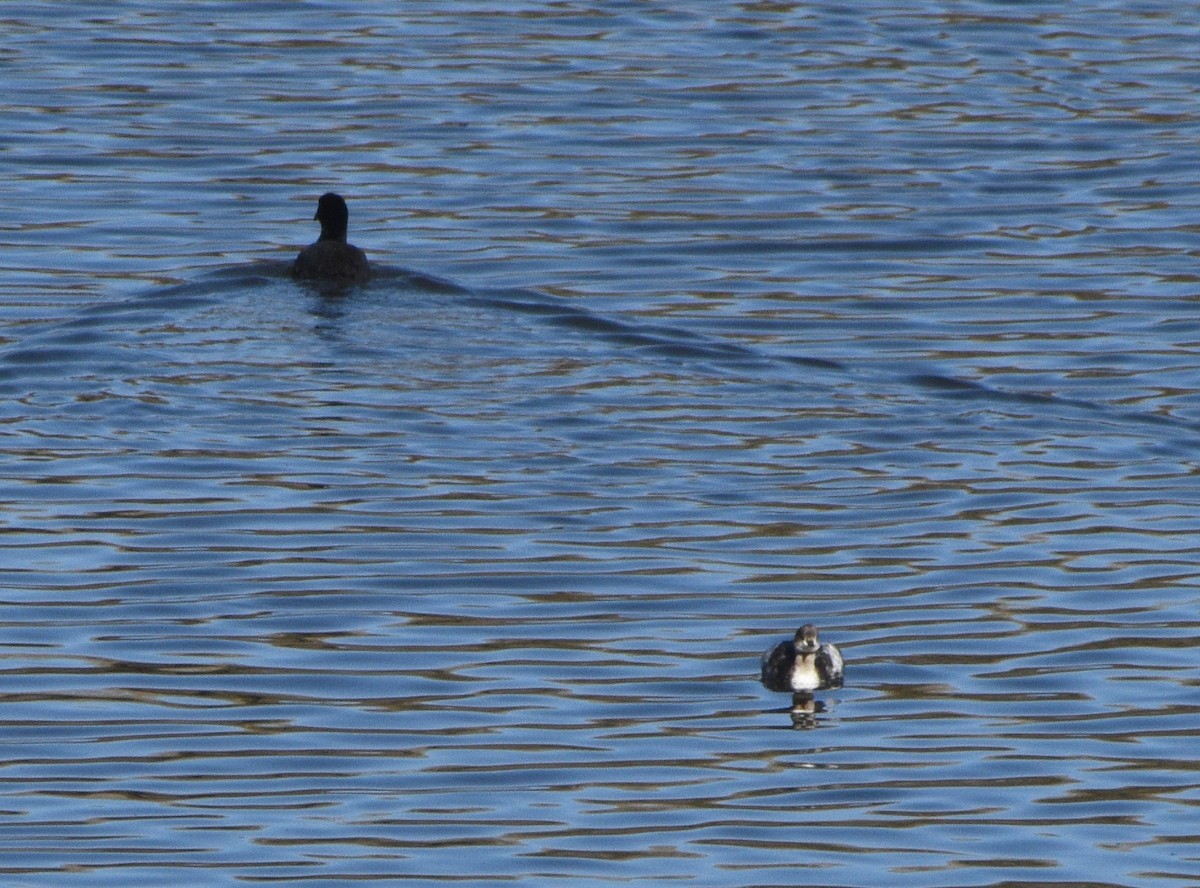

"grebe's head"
[794,624,820,652]
[314,192,350,242]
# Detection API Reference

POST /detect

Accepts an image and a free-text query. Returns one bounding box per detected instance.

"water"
[2,2,1199,885]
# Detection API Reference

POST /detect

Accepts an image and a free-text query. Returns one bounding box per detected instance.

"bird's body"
[760,624,844,694]
[292,192,370,284]
[292,238,370,283]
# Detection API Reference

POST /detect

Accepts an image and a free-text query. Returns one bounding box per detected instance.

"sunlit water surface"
[2,2,1200,886]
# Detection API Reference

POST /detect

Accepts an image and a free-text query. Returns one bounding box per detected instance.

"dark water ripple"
[2,1,1200,886]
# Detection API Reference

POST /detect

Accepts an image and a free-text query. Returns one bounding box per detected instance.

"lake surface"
[2,2,1200,885]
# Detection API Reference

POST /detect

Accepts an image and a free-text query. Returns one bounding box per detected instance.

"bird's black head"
[314,192,350,242]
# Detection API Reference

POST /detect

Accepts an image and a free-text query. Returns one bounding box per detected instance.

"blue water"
[2,3,1200,886]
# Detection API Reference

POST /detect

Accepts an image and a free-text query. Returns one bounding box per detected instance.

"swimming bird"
[291,192,370,284]
[760,624,844,694]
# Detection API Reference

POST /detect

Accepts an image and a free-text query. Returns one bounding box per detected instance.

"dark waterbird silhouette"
[291,192,370,285]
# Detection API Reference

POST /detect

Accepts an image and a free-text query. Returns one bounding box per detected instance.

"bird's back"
[292,240,370,284]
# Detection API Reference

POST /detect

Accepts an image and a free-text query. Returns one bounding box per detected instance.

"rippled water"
[3,2,1200,885]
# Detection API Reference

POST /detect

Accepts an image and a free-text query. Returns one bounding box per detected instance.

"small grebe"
[760,624,844,694]
[291,192,370,284]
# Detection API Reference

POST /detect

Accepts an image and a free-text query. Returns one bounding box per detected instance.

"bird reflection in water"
[785,691,829,728]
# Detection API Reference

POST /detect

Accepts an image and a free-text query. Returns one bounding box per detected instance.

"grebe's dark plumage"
[761,624,844,694]
[291,192,370,284]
